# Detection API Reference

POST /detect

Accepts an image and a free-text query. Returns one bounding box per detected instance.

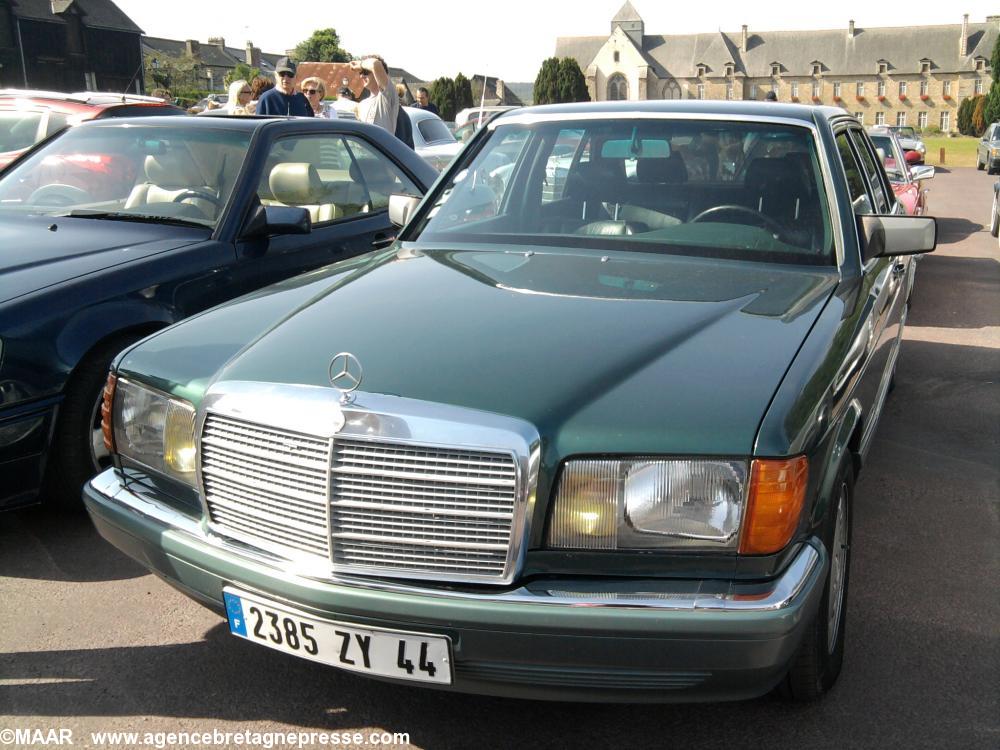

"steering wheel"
[690,204,785,236]
[28,184,92,207]
[171,189,224,208]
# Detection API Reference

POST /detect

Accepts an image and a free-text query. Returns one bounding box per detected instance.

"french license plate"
[223,588,452,684]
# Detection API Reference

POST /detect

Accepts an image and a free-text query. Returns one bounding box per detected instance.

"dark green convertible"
[84,101,937,703]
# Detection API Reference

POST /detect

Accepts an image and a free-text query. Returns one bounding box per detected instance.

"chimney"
[741,25,748,53]
[496,78,505,101]
[960,14,969,57]
[208,36,226,50]
[185,39,200,57]
[245,41,261,67]
[848,20,855,38]
[988,15,1000,31]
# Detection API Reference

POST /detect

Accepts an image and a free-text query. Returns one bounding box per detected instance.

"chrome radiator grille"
[201,415,331,558]
[330,439,518,578]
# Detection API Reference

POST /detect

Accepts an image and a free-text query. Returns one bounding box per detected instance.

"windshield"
[892,127,916,139]
[417,117,455,145]
[412,119,834,265]
[869,135,905,181]
[0,112,42,153]
[0,123,251,227]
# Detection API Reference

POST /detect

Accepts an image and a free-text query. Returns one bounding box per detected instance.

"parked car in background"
[189,94,228,114]
[85,101,936,704]
[888,125,926,164]
[454,105,518,129]
[976,122,1000,174]
[405,106,462,171]
[0,115,435,510]
[868,126,934,215]
[0,90,186,169]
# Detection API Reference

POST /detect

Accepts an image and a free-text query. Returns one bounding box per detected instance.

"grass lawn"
[923,136,979,167]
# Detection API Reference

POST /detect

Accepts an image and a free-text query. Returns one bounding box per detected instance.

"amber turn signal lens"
[100,372,117,454]
[739,456,808,555]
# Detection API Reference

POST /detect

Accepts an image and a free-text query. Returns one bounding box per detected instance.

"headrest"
[746,158,806,193]
[635,154,687,184]
[588,157,626,183]
[269,163,324,205]
[144,152,202,188]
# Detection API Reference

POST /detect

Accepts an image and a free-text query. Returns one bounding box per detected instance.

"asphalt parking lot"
[1,166,997,750]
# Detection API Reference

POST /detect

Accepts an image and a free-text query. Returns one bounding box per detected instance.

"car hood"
[0,213,207,304]
[204,245,837,457]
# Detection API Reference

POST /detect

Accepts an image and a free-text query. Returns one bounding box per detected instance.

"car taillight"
[101,372,117,453]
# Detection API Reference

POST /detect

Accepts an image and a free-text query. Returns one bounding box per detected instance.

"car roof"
[0,89,174,113]
[491,100,845,126]
[72,114,412,138]
[403,106,444,122]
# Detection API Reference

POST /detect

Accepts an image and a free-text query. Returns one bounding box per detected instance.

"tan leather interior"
[125,153,217,217]
[260,162,369,224]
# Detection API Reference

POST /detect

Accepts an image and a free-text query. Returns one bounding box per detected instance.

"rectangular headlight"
[113,378,197,487]
[547,458,748,551]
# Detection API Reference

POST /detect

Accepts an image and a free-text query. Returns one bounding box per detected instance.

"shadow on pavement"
[0,505,147,583]
[934,216,984,243]
[908,254,1000,329]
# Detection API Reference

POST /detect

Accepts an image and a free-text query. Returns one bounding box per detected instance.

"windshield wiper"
[56,210,208,229]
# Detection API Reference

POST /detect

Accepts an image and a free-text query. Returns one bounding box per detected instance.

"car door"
[835,127,906,432]
[229,131,423,296]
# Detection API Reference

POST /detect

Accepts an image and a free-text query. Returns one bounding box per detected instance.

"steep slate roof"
[612,1,642,23]
[142,36,281,73]
[558,20,999,78]
[11,0,142,32]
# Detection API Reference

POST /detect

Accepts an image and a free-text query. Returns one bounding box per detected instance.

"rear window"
[416,118,455,145]
[0,112,43,152]
[411,118,834,265]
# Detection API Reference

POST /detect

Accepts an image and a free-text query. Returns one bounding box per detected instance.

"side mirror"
[910,165,935,181]
[859,215,936,263]
[241,204,312,239]
[389,193,421,228]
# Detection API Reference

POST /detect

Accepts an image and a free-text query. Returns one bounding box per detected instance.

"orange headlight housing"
[739,456,809,555]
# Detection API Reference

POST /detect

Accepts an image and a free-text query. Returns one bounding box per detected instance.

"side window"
[847,129,890,214]
[835,132,873,215]
[258,135,419,224]
[541,129,584,203]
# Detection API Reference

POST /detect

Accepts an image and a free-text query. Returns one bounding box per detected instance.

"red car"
[0,90,186,170]
[867,127,934,215]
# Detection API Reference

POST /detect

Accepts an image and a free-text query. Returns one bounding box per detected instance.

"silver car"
[405,106,462,171]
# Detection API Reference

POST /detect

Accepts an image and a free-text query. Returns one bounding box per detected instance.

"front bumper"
[84,469,828,702]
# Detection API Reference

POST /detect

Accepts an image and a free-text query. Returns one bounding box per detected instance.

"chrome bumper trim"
[89,470,824,613]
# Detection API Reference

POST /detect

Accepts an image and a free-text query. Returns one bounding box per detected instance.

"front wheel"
[781,464,853,701]
[991,193,1000,237]
[977,156,985,171]
[45,335,142,508]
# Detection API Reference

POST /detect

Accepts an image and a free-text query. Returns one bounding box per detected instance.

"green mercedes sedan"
[84,101,937,703]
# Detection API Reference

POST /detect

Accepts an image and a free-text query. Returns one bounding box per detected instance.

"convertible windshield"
[0,124,251,228]
[412,118,835,265]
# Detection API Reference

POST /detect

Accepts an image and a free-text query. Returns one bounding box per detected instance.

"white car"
[405,106,462,171]
[454,105,518,128]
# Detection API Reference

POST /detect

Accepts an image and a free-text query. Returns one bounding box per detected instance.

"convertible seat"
[265,163,342,223]
[125,152,217,217]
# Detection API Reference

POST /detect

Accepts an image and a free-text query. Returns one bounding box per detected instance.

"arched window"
[607,74,628,101]
[662,79,681,99]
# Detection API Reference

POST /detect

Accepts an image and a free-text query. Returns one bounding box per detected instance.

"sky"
[114,0,1000,82]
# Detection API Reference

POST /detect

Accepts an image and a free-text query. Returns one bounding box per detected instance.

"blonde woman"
[226,79,251,115]
[301,77,336,118]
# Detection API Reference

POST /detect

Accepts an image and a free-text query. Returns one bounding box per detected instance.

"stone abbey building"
[556,3,998,131]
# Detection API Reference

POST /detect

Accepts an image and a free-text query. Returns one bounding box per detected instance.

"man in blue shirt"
[256,58,314,117]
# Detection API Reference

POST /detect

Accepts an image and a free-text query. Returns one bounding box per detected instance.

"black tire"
[977,156,985,171]
[781,463,854,701]
[44,335,141,508]
[991,192,1000,237]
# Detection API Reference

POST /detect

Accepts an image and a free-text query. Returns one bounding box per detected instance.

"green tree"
[224,63,260,88]
[453,73,474,112]
[533,57,561,105]
[293,28,350,63]
[984,35,1000,127]
[972,93,987,135]
[144,51,201,92]
[557,57,590,103]
[958,96,975,135]
[430,77,456,121]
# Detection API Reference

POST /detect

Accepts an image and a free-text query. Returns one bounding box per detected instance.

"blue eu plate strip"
[223,591,247,636]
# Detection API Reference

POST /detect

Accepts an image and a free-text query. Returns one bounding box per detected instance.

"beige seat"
[265,163,342,224]
[125,153,217,218]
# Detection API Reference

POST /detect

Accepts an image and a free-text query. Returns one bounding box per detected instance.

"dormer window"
[725,63,734,77]
[920,60,931,73]
[976,58,986,71]
[697,64,708,77]
[771,63,780,77]
[812,63,821,75]
[878,62,888,74]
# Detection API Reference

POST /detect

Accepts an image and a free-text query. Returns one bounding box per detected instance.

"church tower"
[612,2,644,49]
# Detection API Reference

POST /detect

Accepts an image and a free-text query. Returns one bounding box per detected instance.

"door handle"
[371,233,396,249]
[892,261,906,277]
